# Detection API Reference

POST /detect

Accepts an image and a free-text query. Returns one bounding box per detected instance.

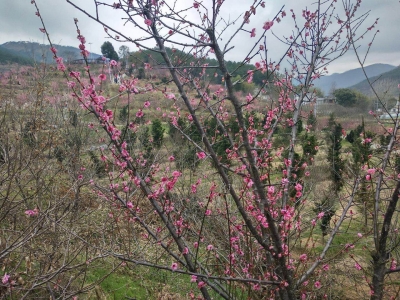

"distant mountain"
[350,66,400,97]
[0,45,33,65]
[314,63,396,95]
[0,41,101,64]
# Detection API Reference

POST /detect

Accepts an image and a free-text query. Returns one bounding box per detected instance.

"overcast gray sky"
[0,0,398,74]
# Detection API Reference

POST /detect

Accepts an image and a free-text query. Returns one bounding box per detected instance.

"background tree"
[326,114,344,193]
[151,118,165,148]
[101,41,119,61]
[311,114,344,236]
[118,45,130,69]
[334,88,357,107]
[312,87,324,97]
[137,67,146,79]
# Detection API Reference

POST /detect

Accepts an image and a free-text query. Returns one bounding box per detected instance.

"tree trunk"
[371,181,400,300]
[371,252,388,300]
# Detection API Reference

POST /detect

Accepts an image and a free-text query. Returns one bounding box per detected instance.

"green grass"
[84,262,203,300]
[85,265,149,299]
[310,214,370,259]
[83,261,244,300]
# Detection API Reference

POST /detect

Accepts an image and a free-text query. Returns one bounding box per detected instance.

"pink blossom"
[247,70,253,83]
[144,101,150,108]
[244,177,254,188]
[357,232,363,238]
[281,207,294,221]
[250,28,256,37]
[50,47,57,54]
[136,110,144,118]
[67,81,76,88]
[103,109,113,121]
[246,93,253,103]
[110,60,117,66]
[182,247,189,255]
[172,170,181,177]
[314,281,321,289]
[2,273,10,284]
[294,183,302,191]
[196,152,206,159]
[166,93,176,100]
[206,244,214,251]
[354,263,362,270]
[126,201,133,209]
[69,71,81,79]
[82,49,90,58]
[363,138,372,144]
[171,262,178,271]
[39,28,46,33]
[322,264,330,271]
[25,208,39,217]
[193,2,199,8]
[98,74,107,81]
[299,254,307,262]
[78,35,86,44]
[205,209,211,216]
[144,19,152,26]
[345,243,355,250]
[367,168,376,175]
[390,259,397,270]
[169,156,175,161]
[370,290,374,296]
[263,21,274,30]
[191,275,197,282]
[197,281,206,289]
[57,61,66,71]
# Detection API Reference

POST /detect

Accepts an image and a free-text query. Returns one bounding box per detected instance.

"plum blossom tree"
[25,0,400,299]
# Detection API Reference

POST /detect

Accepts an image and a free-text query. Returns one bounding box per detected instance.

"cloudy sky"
[0,0,398,74]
